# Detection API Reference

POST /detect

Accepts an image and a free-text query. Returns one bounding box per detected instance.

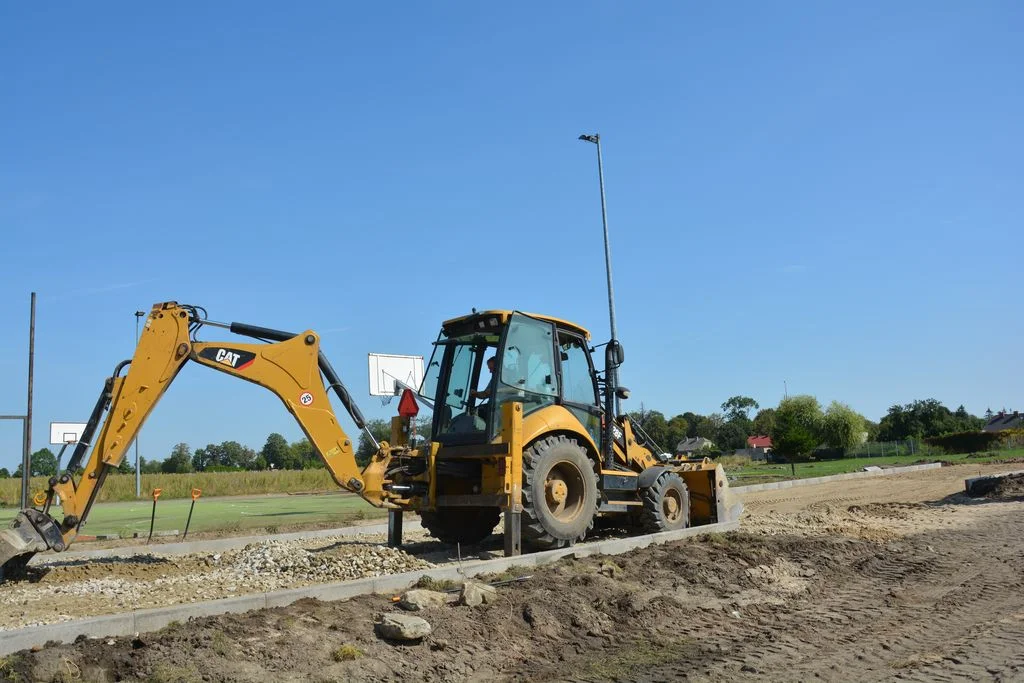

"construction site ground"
[3,462,1023,682]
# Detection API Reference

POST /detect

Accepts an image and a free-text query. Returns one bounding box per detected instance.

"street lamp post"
[133,310,145,498]
[578,133,622,415]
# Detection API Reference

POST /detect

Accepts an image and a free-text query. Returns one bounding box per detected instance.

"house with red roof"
[747,435,772,449]
[742,435,773,461]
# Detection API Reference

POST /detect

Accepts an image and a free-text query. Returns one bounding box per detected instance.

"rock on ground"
[399,589,449,611]
[375,612,432,640]
[459,580,497,607]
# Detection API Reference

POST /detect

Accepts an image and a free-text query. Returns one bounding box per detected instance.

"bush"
[924,431,1004,454]
[332,645,363,662]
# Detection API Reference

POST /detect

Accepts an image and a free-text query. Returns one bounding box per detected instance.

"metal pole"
[134,311,144,498]
[22,293,36,510]
[579,133,620,415]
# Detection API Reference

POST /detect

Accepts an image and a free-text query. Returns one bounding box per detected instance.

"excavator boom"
[0,302,398,578]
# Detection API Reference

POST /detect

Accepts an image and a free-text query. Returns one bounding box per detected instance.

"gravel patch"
[0,534,433,630]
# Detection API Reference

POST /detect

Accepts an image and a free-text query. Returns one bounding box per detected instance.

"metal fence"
[843,440,940,459]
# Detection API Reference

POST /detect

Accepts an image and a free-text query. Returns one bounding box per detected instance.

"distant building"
[984,411,1023,433]
[738,435,773,462]
[675,437,714,456]
[746,435,772,450]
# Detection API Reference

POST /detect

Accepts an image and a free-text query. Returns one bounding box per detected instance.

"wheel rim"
[663,488,683,523]
[543,461,585,523]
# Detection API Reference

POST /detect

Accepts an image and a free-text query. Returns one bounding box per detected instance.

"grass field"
[0,491,386,538]
[727,448,1024,485]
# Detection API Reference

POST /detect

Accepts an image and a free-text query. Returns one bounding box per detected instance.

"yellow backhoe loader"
[0,302,738,580]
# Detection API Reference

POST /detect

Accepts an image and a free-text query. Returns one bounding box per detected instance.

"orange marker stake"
[182,488,202,540]
[147,488,163,544]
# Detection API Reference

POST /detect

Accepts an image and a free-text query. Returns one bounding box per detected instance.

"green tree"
[162,443,194,474]
[0,467,9,478]
[192,441,257,471]
[681,412,703,438]
[721,396,759,422]
[628,406,669,452]
[752,408,776,436]
[877,399,977,441]
[356,419,392,467]
[139,456,163,474]
[289,439,324,469]
[221,441,258,470]
[664,415,690,453]
[21,448,58,477]
[116,458,134,475]
[693,413,723,440]
[260,433,293,470]
[771,395,823,462]
[820,401,866,455]
[863,419,880,442]
[715,421,749,451]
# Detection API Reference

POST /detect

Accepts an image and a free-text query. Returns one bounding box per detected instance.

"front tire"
[522,435,599,550]
[639,472,690,533]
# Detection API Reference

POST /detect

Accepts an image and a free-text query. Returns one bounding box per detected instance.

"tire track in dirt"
[661,504,1024,681]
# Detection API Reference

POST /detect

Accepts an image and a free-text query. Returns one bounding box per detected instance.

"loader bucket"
[0,510,65,581]
[677,463,743,526]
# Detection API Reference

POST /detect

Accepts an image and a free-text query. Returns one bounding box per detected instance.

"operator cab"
[419,311,603,447]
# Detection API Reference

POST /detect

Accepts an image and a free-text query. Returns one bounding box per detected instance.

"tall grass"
[0,469,339,507]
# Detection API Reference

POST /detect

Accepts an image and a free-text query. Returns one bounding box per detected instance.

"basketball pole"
[22,292,36,510]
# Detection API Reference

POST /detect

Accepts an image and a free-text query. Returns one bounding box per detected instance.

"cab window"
[494,313,559,423]
[559,334,598,407]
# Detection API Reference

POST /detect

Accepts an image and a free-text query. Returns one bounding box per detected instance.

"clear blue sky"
[1,2,1021,470]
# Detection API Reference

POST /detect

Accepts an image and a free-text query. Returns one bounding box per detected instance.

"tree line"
[627,394,992,461]
[0,398,994,478]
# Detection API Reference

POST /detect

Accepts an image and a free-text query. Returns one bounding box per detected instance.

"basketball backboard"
[50,422,88,445]
[368,353,424,397]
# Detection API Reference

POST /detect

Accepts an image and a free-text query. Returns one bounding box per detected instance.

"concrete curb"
[0,519,738,655]
[732,462,942,494]
[964,469,1024,497]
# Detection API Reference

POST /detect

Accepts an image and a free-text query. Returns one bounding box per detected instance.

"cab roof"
[442,310,591,341]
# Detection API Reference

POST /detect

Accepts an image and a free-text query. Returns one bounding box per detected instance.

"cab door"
[557,331,603,447]
[493,313,559,432]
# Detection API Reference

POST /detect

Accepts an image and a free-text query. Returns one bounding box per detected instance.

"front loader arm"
[0,302,394,577]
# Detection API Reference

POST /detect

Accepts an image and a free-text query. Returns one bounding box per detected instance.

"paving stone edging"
[0,519,739,655]
[732,462,942,494]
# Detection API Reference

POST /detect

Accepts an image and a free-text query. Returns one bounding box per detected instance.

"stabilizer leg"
[503,511,521,557]
[387,509,403,548]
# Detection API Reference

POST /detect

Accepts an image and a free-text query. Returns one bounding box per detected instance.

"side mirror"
[605,340,625,367]
[615,386,631,400]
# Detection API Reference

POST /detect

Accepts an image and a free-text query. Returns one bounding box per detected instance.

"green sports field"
[0,492,386,538]
[727,449,1024,485]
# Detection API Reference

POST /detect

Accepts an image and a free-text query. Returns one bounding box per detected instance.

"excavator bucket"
[0,510,64,581]
[676,462,743,526]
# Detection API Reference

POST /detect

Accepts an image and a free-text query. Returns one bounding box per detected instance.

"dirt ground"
[4,462,1024,682]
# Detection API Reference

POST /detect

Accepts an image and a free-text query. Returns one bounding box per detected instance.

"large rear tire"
[522,435,599,550]
[639,471,690,533]
[417,507,500,546]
